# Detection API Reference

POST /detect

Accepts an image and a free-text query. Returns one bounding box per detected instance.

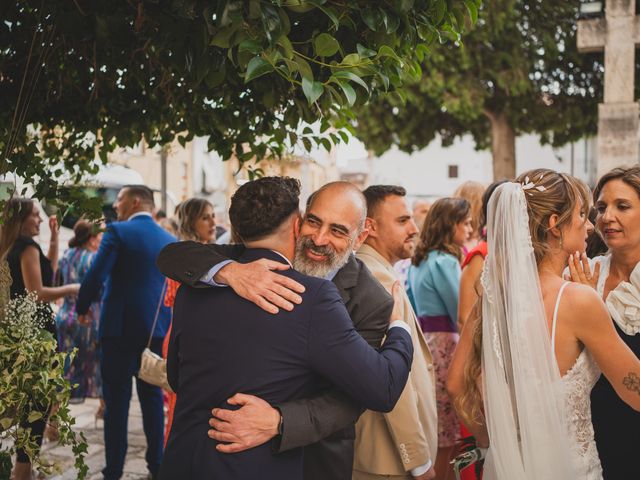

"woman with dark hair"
[408,197,472,480]
[2,198,80,480]
[162,197,216,445]
[55,220,103,408]
[578,166,640,479]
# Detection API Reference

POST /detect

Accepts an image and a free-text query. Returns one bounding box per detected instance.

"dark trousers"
[101,337,164,480]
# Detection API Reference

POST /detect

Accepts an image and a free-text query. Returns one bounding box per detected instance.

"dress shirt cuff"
[199,260,234,286]
[411,460,432,477]
[389,320,411,336]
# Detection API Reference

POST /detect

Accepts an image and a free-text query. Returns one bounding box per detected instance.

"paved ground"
[40,393,151,480]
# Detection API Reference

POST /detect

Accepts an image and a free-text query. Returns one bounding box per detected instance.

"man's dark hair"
[362,185,406,218]
[229,176,301,241]
[123,184,155,207]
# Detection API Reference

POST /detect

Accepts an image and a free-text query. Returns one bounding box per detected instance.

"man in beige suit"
[354,185,438,480]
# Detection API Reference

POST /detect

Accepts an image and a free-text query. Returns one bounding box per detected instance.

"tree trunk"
[484,109,516,180]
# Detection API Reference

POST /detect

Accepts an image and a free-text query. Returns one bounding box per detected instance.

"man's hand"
[414,467,436,480]
[207,393,281,453]
[77,314,90,326]
[390,281,405,322]
[215,259,305,314]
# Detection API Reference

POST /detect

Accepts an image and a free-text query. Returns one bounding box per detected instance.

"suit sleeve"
[307,282,413,413]
[383,366,432,471]
[382,288,433,472]
[273,296,394,452]
[76,225,120,315]
[156,241,245,287]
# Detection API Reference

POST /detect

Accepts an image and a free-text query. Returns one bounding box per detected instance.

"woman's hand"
[566,251,600,290]
[66,283,80,296]
[49,215,59,239]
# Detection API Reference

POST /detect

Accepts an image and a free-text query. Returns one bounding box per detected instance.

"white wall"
[336,134,597,198]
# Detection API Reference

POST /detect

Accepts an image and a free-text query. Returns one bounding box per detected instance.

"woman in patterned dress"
[55,220,103,407]
[408,198,473,480]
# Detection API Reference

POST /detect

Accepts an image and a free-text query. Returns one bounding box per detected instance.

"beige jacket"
[354,244,438,475]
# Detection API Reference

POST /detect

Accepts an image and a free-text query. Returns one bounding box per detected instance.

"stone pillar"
[578,0,640,177]
[597,103,640,177]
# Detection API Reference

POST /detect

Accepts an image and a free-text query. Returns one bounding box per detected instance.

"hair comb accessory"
[521,175,546,194]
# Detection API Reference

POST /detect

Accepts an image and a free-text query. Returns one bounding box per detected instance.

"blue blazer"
[158,248,413,480]
[76,214,175,346]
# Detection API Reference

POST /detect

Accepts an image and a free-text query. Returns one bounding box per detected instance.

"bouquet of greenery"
[0,293,87,479]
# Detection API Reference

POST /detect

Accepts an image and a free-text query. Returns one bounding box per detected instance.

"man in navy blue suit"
[77,185,175,480]
[158,177,414,480]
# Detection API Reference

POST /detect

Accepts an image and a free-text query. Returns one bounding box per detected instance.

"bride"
[447,169,640,479]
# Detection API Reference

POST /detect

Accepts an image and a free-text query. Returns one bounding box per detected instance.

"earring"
[559,234,563,249]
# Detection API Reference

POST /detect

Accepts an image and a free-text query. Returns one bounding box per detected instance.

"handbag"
[138,280,174,392]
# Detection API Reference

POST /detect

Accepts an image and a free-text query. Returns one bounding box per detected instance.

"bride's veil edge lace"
[480,182,576,479]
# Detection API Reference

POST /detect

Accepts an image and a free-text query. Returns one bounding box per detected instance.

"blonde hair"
[176,198,214,241]
[457,169,591,427]
[454,181,485,240]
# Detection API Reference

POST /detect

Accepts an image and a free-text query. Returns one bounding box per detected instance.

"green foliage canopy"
[1,0,477,213]
[354,0,605,174]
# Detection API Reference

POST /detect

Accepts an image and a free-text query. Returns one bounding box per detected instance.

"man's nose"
[313,228,330,246]
[408,219,419,236]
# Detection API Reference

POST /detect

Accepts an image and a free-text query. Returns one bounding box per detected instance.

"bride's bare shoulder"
[561,282,610,325]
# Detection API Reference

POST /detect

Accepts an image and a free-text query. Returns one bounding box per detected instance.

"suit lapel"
[332,254,359,305]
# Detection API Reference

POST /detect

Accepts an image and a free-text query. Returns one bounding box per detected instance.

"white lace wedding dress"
[553,283,603,479]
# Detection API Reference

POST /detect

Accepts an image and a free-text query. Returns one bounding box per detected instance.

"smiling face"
[595,178,640,253]
[19,202,41,238]
[294,187,366,277]
[113,188,136,221]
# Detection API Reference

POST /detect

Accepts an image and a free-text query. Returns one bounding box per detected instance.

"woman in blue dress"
[408,197,472,480]
[56,220,103,405]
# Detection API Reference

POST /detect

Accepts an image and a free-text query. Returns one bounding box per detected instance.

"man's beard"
[293,236,352,278]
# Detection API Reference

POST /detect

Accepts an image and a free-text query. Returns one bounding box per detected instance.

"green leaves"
[302,77,324,105]
[0,0,475,213]
[245,56,274,82]
[314,33,340,57]
[0,293,88,477]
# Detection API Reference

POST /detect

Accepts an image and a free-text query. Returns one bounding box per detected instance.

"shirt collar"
[325,267,340,280]
[270,249,293,267]
[128,211,153,221]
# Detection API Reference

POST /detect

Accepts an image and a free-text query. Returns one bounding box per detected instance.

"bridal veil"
[480,182,576,479]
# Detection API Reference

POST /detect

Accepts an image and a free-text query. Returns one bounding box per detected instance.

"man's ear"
[293,214,301,240]
[364,217,377,238]
[353,227,370,250]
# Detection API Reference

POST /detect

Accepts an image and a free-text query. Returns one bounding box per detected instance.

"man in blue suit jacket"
[77,185,175,480]
[158,177,413,480]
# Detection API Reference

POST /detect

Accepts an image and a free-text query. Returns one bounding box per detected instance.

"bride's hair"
[457,168,590,427]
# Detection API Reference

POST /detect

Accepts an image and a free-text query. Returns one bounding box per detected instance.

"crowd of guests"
[4,166,640,480]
